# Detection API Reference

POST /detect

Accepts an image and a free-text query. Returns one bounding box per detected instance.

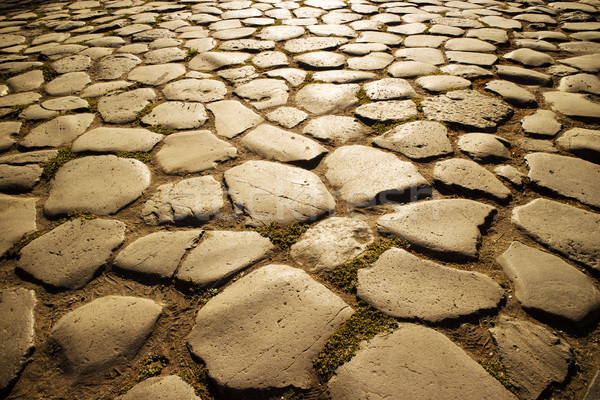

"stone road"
[0,0,599,398]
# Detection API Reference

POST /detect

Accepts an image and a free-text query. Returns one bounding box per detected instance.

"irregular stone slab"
[224,160,335,226]
[558,74,600,96]
[40,97,89,113]
[395,48,445,65]
[458,133,511,162]
[233,79,289,110]
[143,47,186,65]
[387,61,439,78]
[497,65,552,86]
[434,158,511,202]
[117,375,200,400]
[50,296,161,376]
[446,51,498,66]
[302,116,366,145]
[0,195,36,256]
[490,317,573,400]
[72,127,163,153]
[6,70,44,93]
[513,198,600,271]
[142,176,223,225]
[162,79,226,103]
[498,242,600,327]
[206,100,263,138]
[416,75,471,92]
[176,231,274,287]
[294,51,345,70]
[187,264,352,390]
[543,92,600,119]
[114,231,202,279]
[52,54,92,73]
[355,100,417,123]
[373,121,452,160]
[256,25,305,41]
[291,217,374,273]
[0,164,42,193]
[404,35,448,48]
[21,114,95,149]
[347,52,393,70]
[526,153,600,208]
[559,54,600,73]
[93,54,142,80]
[485,80,536,107]
[296,84,359,115]
[79,81,134,98]
[156,131,236,174]
[556,128,600,161]
[45,72,91,96]
[266,107,308,129]
[220,39,275,52]
[0,122,20,152]
[441,64,494,80]
[141,102,207,130]
[358,248,503,322]
[356,31,402,45]
[422,90,514,130]
[44,155,151,216]
[252,51,289,69]
[328,324,516,400]
[377,199,496,261]
[0,92,42,108]
[17,219,125,289]
[98,88,156,124]
[521,110,561,137]
[0,150,57,166]
[0,34,26,48]
[495,165,525,186]
[264,68,307,87]
[504,48,554,67]
[190,52,251,71]
[128,64,186,86]
[323,145,430,207]
[312,70,376,83]
[284,37,349,53]
[0,288,36,392]
[340,43,389,55]
[445,38,496,52]
[363,78,416,100]
[241,124,327,165]
[466,28,509,45]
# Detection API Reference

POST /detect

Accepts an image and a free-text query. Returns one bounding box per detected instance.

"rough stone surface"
[233,79,289,110]
[521,110,562,137]
[543,91,600,119]
[21,114,95,149]
[302,116,366,145]
[0,195,37,256]
[458,133,511,162]
[162,79,227,102]
[556,128,600,161]
[116,376,200,400]
[373,121,452,160]
[485,80,536,107]
[206,100,263,138]
[72,127,162,153]
[98,88,156,124]
[141,102,208,130]
[296,84,359,115]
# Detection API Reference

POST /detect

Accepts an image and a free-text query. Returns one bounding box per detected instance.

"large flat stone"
[556,128,600,161]
[162,79,227,102]
[127,63,186,85]
[72,127,163,153]
[543,91,600,119]
[296,83,359,115]
[233,79,289,110]
[21,114,95,149]
[141,102,208,130]
[117,375,200,400]
[91,53,141,80]
[206,100,263,138]
[355,100,418,123]
[458,133,511,162]
[187,264,352,391]
[98,88,156,124]
[0,195,37,256]
[302,116,366,145]
[373,121,452,160]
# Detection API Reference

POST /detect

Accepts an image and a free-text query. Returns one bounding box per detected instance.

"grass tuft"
[116,151,151,164]
[478,359,513,389]
[135,103,156,120]
[41,146,78,180]
[85,98,98,113]
[119,355,169,395]
[185,48,198,61]
[146,125,174,135]
[179,363,214,399]
[370,118,417,135]
[41,62,59,82]
[255,222,308,249]
[356,89,371,106]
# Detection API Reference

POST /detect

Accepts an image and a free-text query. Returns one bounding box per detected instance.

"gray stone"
[187,264,352,390]
[340,43,389,55]
[296,83,359,115]
[556,128,600,161]
[0,164,42,192]
[323,145,430,207]
[441,64,494,80]
[520,138,558,154]
[559,41,600,55]
[132,29,175,42]
[364,78,416,101]
[303,116,366,145]
[0,34,26,48]
[141,102,208,130]
[40,96,89,112]
[17,219,125,289]
[432,17,485,28]
[44,155,151,216]
[416,75,471,92]
[373,120,452,160]
[143,47,186,64]
[21,114,95,149]
[504,48,554,67]
[559,54,600,73]
[142,176,224,225]
[458,133,511,162]
[0,195,37,256]
[512,198,600,271]
[156,131,237,174]
[358,248,504,322]
[445,37,496,52]
[78,81,134,98]
[490,317,573,400]
[387,61,439,78]
[422,90,513,130]
[117,375,200,400]
[233,79,289,110]
[347,52,393,70]
[6,70,44,93]
[0,150,57,166]
[284,37,349,53]
[224,160,335,226]
[264,68,307,87]
[498,242,600,327]
[521,110,562,137]
[311,70,376,83]
[98,88,156,124]
[45,72,91,96]
[514,13,557,24]
[72,127,163,153]
[446,51,498,66]
[404,35,448,48]
[256,25,305,41]
[176,231,274,287]
[291,217,374,273]
[0,92,42,108]
[497,65,552,86]
[266,107,308,128]
[206,100,263,138]
[252,51,289,68]
[355,100,418,123]
[50,296,161,376]
[241,124,327,165]
[0,122,20,152]
[356,31,402,45]
[128,64,186,86]
[429,24,466,36]
[526,153,600,208]
[495,165,525,186]
[466,28,509,44]
[52,55,92,73]
[295,51,345,69]
[485,80,536,107]
[114,231,202,279]
[0,288,36,392]
[515,39,558,53]
[219,39,275,52]
[394,48,445,65]
[378,199,496,261]
[328,324,516,400]
[558,73,600,95]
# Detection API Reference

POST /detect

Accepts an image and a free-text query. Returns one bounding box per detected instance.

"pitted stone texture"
[558,74,600,95]
[0,288,36,392]
[206,100,263,138]
[294,51,345,69]
[0,92,41,108]
[0,164,42,193]
[0,195,36,256]
[189,51,251,71]
[490,317,573,400]
[556,128,600,162]
[93,55,142,80]
[302,116,366,145]
[128,64,186,86]
[347,52,393,70]
[291,217,374,273]
[163,79,227,102]
[224,160,335,226]
[378,199,496,261]
[6,70,44,93]
[543,92,600,119]
[355,100,418,123]
[498,242,600,327]
[363,78,416,101]
[328,324,516,400]
[256,25,305,41]
[50,296,161,376]
[485,80,537,107]
[44,156,151,216]
[513,199,600,271]
[233,79,289,110]
[17,219,125,290]
[395,48,445,65]
[422,90,513,130]
[116,375,200,400]
[284,37,349,53]
[323,145,430,208]
[526,153,600,208]
[445,38,497,52]
[114,231,202,279]
[98,89,156,124]
[52,55,92,73]
[45,72,91,96]
[21,114,95,149]
[458,133,511,162]
[156,131,237,174]
[79,81,135,98]
[441,64,494,80]
[176,231,274,287]
[560,54,600,73]
[143,48,186,64]
[416,75,471,92]
[141,102,208,130]
[296,83,359,115]
[72,127,163,153]
[373,121,452,161]
[187,264,352,391]
[241,124,327,165]
[266,107,308,129]
[521,110,562,137]
[358,248,504,322]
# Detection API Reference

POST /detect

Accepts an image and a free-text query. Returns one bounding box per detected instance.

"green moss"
[41,146,78,180]
[116,151,151,164]
[135,103,157,120]
[85,98,98,113]
[356,89,371,106]
[104,30,116,37]
[323,238,409,293]
[412,97,424,112]
[185,48,199,61]
[184,284,219,306]
[313,302,398,380]
[9,104,28,118]
[370,118,417,135]
[138,355,168,381]
[153,14,164,26]
[179,363,214,399]
[41,62,59,82]
[3,232,43,259]
[146,125,174,135]
[478,359,513,389]
[255,222,309,249]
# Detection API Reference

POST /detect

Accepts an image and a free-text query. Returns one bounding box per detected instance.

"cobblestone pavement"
[0,0,599,398]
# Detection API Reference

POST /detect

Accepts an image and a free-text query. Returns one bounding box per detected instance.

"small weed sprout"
[478,359,513,389]
[186,48,199,61]
[41,146,78,180]
[116,151,151,163]
[179,363,213,399]
[255,222,308,249]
